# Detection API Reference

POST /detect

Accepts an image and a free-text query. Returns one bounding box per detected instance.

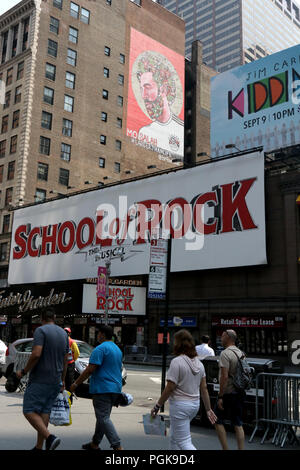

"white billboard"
[8,152,266,284]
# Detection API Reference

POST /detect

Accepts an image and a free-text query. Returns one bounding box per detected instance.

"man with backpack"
[214,329,252,450]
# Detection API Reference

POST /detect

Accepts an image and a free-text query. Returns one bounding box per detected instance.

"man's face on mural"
[140,71,165,121]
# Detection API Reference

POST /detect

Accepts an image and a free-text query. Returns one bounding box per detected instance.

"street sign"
[148,238,168,299]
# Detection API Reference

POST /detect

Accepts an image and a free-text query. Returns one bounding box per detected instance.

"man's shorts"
[214,391,246,427]
[23,382,61,415]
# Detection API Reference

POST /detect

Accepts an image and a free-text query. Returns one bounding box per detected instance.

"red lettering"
[13,224,27,259]
[97,296,105,309]
[96,211,113,247]
[163,198,190,238]
[135,199,163,244]
[76,217,94,250]
[57,221,76,253]
[193,192,218,235]
[221,178,257,233]
[28,227,41,257]
[123,299,133,311]
[41,224,58,256]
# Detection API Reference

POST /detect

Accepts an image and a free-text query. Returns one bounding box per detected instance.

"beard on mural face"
[144,91,165,121]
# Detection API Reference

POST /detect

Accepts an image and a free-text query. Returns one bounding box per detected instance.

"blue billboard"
[211,44,300,157]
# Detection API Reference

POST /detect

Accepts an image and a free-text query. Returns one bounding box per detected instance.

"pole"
[160,237,172,413]
[104,257,111,326]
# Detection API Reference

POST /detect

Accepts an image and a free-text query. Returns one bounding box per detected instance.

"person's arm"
[217,367,229,410]
[69,363,97,393]
[71,341,80,361]
[200,377,217,425]
[16,345,43,379]
[151,380,177,416]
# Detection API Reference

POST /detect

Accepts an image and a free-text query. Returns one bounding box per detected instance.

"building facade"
[162,0,300,72]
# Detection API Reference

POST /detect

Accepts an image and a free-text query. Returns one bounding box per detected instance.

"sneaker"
[30,447,43,451]
[82,442,100,450]
[45,434,61,451]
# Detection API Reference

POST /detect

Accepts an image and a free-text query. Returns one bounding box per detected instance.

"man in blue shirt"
[70,325,123,450]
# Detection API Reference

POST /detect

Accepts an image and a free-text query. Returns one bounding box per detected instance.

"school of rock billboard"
[8,152,266,285]
[211,44,300,158]
[126,28,185,163]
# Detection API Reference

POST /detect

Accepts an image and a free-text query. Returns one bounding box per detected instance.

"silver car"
[3,338,127,393]
[0,339,7,378]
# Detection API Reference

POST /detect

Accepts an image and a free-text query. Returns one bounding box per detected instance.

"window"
[41,111,52,130]
[65,71,75,89]
[7,161,15,180]
[2,214,10,234]
[37,162,48,181]
[70,2,79,18]
[104,46,110,56]
[61,142,71,161]
[62,118,73,137]
[80,8,90,24]
[35,188,46,202]
[53,0,63,9]
[118,74,124,86]
[115,140,122,151]
[0,140,6,158]
[48,39,58,57]
[5,187,13,206]
[45,63,56,81]
[100,135,106,145]
[101,112,107,122]
[50,16,59,34]
[59,168,69,186]
[4,91,11,109]
[2,31,8,64]
[114,162,120,173]
[6,67,13,86]
[43,87,54,105]
[103,67,109,78]
[67,48,77,66]
[12,110,20,129]
[99,157,105,168]
[1,115,8,134]
[102,89,108,100]
[11,24,18,58]
[117,117,122,128]
[64,95,74,112]
[14,86,22,104]
[120,53,125,64]
[17,61,24,80]
[40,136,51,155]
[10,135,17,154]
[69,26,78,44]
[0,165,3,183]
[117,95,123,107]
[22,18,29,51]
[0,243,7,262]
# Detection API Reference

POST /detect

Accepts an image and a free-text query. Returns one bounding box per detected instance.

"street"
[0,364,297,451]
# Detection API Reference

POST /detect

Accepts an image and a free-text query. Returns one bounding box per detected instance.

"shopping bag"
[49,390,72,426]
[143,414,167,436]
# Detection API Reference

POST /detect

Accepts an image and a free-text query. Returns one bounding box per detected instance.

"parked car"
[0,339,7,378]
[3,338,127,394]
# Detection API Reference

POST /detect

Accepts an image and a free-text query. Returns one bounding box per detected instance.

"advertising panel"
[211,44,300,157]
[9,152,266,284]
[82,284,146,316]
[126,28,185,163]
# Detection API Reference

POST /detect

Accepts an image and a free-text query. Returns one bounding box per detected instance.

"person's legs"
[92,394,121,449]
[234,425,245,450]
[214,395,230,450]
[168,401,198,450]
[24,412,51,441]
[36,413,50,449]
[215,424,229,450]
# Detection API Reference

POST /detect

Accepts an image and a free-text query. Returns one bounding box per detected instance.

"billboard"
[211,44,300,157]
[8,152,266,284]
[126,28,185,163]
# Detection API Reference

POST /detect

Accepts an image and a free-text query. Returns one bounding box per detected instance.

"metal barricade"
[123,346,148,363]
[12,351,30,392]
[249,373,300,448]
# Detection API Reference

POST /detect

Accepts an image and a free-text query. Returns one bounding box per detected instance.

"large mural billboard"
[126,28,185,163]
[211,44,300,158]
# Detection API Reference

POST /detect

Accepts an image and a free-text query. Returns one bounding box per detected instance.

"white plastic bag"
[49,390,72,426]
[143,414,167,436]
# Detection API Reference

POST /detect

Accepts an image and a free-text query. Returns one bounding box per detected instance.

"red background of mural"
[126,28,185,138]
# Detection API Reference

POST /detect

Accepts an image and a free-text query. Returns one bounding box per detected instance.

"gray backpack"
[231,349,253,391]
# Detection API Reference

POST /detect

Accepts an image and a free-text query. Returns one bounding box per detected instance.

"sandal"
[82,442,100,450]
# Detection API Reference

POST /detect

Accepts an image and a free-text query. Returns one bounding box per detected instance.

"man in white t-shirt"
[196,336,215,360]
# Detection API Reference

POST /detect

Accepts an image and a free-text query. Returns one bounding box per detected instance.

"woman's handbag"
[143,413,167,436]
[49,390,72,426]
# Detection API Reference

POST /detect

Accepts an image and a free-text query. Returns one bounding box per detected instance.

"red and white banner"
[8,152,266,284]
[82,284,146,316]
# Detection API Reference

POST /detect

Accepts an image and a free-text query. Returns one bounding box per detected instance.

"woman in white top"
[151,329,217,450]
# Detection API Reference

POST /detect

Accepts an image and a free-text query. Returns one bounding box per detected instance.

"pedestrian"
[214,329,246,450]
[16,307,69,451]
[70,325,123,450]
[196,335,215,359]
[64,327,80,396]
[151,329,217,450]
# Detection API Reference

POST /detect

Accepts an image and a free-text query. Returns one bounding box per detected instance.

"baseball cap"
[64,327,71,334]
